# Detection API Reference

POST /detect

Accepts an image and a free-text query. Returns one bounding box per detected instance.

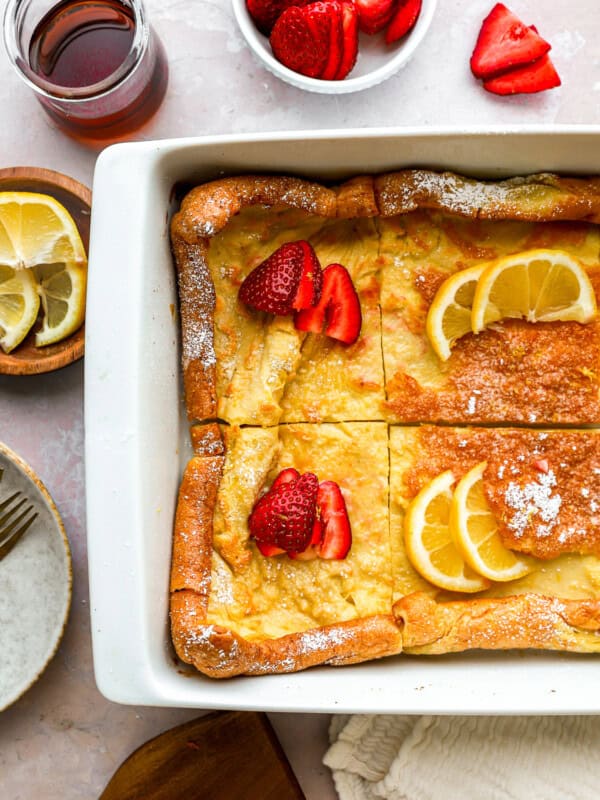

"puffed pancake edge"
[395,592,600,655]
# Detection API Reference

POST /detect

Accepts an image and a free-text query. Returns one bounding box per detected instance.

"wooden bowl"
[0,167,91,375]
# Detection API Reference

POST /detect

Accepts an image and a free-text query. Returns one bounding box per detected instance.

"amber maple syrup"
[27,0,168,141]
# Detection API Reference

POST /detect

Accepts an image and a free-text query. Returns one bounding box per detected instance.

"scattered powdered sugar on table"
[504,469,562,539]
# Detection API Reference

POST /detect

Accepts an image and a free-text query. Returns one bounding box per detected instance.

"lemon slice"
[450,461,534,582]
[404,470,490,593]
[471,249,597,333]
[0,192,86,269]
[34,262,87,347]
[0,265,40,353]
[426,264,485,361]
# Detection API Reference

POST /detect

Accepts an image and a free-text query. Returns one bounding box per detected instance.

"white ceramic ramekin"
[232,0,437,94]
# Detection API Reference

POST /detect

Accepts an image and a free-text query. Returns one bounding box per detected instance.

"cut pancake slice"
[173,176,385,426]
[390,426,600,607]
[172,421,401,677]
[381,212,600,424]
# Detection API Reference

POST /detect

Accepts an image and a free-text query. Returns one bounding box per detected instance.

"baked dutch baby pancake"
[170,169,600,677]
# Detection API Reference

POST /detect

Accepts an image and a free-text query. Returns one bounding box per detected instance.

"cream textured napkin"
[323,714,600,800]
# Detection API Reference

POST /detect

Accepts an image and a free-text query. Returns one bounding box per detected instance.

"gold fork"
[0,490,38,561]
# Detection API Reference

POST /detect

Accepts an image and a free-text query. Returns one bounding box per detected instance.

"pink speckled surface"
[0,0,599,797]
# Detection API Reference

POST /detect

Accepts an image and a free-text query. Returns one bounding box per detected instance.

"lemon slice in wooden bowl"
[33,262,87,347]
[0,266,40,353]
[0,192,87,354]
[0,192,86,269]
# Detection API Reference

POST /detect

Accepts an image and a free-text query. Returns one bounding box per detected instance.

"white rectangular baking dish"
[85,127,600,713]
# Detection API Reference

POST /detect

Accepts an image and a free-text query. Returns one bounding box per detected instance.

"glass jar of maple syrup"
[3,0,168,142]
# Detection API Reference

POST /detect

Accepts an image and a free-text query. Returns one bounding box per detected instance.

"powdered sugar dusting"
[380,171,566,219]
[504,470,562,539]
[177,243,217,371]
[296,624,354,655]
[181,621,240,671]
[246,623,358,674]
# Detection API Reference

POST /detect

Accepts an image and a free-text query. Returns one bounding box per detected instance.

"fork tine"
[0,510,37,560]
[0,503,35,542]
[0,491,21,512]
[0,493,27,530]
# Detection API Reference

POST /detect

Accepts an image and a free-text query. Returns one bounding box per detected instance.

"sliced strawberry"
[483,53,561,95]
[321,0,344,80]
[256,541,286,556]
[336,1,359,79]
[249,472,318,553]
[470,3,551,79]
[317,480,352,559]
[385,0,421,44]
[294,263,361,345]
[532,459,549,474]
[310,514,324,546]
[354,0,396,36]
[305,2,336,79]
[247,0,311,35]
[239,240,322,316]
[288,515,324,560]
[271,467,301,489]
[292,242,323,309]
[270,4,329,78]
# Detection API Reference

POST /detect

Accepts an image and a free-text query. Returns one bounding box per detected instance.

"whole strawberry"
[249,472,319,553]
[239,240,322,316]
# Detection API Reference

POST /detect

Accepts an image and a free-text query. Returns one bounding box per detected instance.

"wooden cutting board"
[100,711,306,800]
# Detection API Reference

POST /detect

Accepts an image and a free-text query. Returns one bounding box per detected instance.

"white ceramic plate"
[0,443,72,711]
[86,127,600,713]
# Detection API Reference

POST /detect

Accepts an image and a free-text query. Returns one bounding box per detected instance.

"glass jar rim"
[3,0,150,102]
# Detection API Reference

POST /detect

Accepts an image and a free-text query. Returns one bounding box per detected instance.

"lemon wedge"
[425,264,485,361]
[34,262,87,347]
[404,470,490,593]
[450,461,534,582]
[0,265,40,353]
[471,249,597,333]
[0,192,86,269]
[0,193,87,352]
